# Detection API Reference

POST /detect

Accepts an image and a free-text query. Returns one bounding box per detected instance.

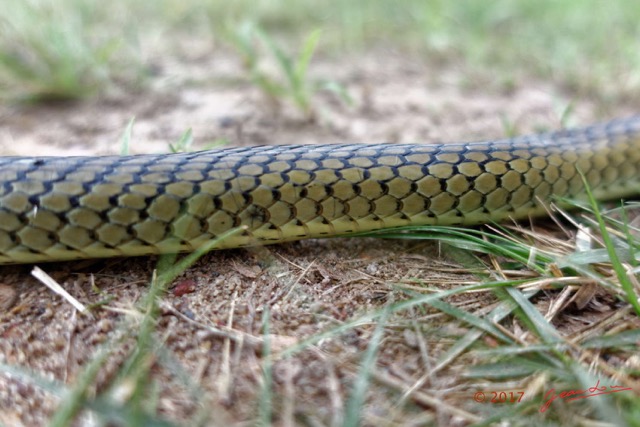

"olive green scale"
[1,117,639,263]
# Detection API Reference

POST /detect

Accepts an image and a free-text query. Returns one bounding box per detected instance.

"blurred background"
[1,0,639,151]
[0,0,640,155]
[2,2,640,425]
[3,0,639,98]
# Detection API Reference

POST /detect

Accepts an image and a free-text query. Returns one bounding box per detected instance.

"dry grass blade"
[31,267,87,313]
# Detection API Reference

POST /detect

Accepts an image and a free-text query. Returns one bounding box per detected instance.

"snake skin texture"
[0,117,639,263]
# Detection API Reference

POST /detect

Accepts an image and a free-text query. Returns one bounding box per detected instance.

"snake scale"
[1,117,639,264]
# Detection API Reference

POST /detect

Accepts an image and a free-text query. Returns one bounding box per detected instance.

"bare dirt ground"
[0,48,638,426]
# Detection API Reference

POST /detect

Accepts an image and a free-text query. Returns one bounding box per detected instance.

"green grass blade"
[357,225,552,274]
[169,128,194,153]
[579,170,640,316]
[280,277,534,358]
[256,27,296,88]
[343,306,390,427]
[120,117,135,156]
[503,287,562,344]
[49,342,116,426]
[294,29,321,86]
[258,307,273,426]
[419,297,513,343]
[156,226,247,286]
[432,289,538,373]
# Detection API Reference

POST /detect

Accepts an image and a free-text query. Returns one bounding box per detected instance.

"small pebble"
[172,280,196,297]
[0,284,17,311]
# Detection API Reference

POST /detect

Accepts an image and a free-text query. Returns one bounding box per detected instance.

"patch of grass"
[42,270,183,425]
[0,272,186,426]
[168,128,195,154]
[209,0,640,99]
[167,128,230,153]
[2,0,639,103]
[275,269,638,424]
[3,203,639,424]
[224,22,351,121]
[0,227,248,425]
[120,119,230,155]
[0,0,144,102]
[346,202,640,424]
[579,171,640,316]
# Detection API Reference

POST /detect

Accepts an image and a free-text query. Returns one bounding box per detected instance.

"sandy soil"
[0,48,638,426]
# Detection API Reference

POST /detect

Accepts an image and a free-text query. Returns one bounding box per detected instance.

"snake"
[0,116,639,264]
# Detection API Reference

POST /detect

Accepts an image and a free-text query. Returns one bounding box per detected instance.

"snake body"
[1,117,639,264]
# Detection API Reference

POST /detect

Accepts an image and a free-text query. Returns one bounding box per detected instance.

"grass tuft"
[223,22,351,121]
[343,306,390,427]
[0,0,142,102]
[578,170,640,316]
